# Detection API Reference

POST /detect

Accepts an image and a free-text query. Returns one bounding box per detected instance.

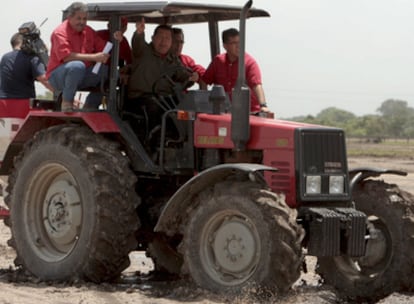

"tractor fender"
[349,167,407,190]
[0,112,119,175]
[13,112,119,143]
[154,163,277,235]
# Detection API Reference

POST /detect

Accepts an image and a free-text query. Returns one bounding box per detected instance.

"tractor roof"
[66,1,270,24]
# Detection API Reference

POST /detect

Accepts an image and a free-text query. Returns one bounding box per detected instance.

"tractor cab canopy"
[64,1,270,60]
[62,1,270,113]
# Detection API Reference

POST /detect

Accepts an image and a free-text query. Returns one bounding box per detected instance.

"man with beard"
[126,18,195,132]
[47,2,122,111]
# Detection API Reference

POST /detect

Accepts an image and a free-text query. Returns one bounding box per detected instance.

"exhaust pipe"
[231,0,252,152]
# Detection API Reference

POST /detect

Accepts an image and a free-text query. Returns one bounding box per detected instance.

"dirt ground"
[0,157,413,304]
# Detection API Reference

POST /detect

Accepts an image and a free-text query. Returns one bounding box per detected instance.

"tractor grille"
[301,131,345,173]
[295,128,351,202]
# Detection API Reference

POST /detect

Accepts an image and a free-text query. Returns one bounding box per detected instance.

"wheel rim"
[200,210,261,286]
[333,216,392,279]
[24,163,82,261]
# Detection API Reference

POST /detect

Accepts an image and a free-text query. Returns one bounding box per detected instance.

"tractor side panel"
[263,149,297,208]
[0,99,31,162]
[249,117,298,207]
[193,113,299,207]
[193,113,234,148]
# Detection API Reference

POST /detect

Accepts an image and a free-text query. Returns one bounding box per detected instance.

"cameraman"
[0,33,52,99]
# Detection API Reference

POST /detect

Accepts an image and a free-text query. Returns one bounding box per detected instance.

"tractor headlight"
[329,175,344,194]
[306,175,321,194]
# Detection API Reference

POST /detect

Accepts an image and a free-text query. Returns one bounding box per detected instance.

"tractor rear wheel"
[316,180,414,302]
[180,180,304,294]
[5,125,140,282]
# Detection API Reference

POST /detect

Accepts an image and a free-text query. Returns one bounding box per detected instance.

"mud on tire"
[5,124,140,282]
[317,180,414,302]
[180,180,304,294]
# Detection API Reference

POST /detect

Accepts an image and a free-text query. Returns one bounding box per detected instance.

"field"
[347,137,414,159]
[0,140,413,303]
[346,138,414,193]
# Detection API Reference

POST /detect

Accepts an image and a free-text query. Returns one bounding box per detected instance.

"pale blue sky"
[1,0,414,118]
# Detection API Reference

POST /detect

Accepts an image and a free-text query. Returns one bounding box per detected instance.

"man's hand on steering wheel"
[152,65,194,95]
[188,71,199,83]
[173,66,195,89]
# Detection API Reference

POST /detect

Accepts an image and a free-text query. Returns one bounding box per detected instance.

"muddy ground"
[0,157,413,304]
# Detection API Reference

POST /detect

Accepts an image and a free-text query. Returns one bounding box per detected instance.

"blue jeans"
[48,61,108,109]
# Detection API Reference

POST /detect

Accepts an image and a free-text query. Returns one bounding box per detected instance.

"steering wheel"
[151,65,194,97]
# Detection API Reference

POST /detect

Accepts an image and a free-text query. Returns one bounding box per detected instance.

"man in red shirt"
[202,28,269,113]
[47,2,121,111]
[96,16,132,68]
[171,28,206,89]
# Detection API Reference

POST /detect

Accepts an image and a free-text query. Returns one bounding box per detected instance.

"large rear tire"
[317,180,414,302]
[5,125,140,282]
[180,180,304,294]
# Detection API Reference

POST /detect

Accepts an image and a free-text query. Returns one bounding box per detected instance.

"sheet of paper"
[92,41,113,74]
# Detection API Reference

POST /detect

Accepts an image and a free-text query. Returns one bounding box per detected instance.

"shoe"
[61,101,74,112]
[61,106,74,112]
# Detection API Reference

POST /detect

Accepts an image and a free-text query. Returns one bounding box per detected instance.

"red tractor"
[0,1,413,302]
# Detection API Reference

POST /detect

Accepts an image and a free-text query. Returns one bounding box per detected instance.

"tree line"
[289,99,414,140]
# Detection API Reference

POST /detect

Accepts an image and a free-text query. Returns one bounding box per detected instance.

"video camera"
[18,21,49,66]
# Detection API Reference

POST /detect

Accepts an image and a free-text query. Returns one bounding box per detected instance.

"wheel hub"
[333,218,391,279]
[43,179,82,251]
[212,217,257,275]
[47,193,71,234]
[226,235,244,260]
[359,228,387,268]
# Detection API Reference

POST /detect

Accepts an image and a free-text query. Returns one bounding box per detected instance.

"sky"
[1,0,414,118]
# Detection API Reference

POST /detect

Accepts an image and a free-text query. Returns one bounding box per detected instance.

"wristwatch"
[260,103,268,107]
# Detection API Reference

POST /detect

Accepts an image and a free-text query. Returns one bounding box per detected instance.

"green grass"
[346,138,414,158]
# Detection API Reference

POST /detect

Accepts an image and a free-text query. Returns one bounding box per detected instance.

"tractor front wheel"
[180,180,304,294]
[317,180,414,302]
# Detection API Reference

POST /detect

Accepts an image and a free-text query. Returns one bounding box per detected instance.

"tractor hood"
[193,113,340,150]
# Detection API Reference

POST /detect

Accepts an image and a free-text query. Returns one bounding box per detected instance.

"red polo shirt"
[47,20,106,78]
[202,53,262,111]
[96,29,132,65]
